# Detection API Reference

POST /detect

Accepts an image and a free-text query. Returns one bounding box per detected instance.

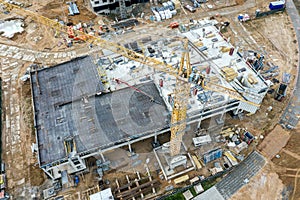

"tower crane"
[0,0,261,157]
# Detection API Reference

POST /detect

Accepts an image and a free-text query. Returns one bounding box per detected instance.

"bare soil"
[230,162,285,200]
[1,0,300,198]
[272,125,300,200]
[258,125,290,159]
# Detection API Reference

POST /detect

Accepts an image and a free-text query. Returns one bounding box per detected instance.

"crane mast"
[170,39,191,156]
[0,0,261,157]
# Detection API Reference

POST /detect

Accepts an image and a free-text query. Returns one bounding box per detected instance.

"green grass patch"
[201,179,217,190]
[164,193,185,200]
[189,187,197,196]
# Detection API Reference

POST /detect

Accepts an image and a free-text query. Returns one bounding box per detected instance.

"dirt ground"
[1,0,300,198]
[258,125,290,159]
[271,123,300,200]
[0,0,102,52]
[0,57,46,198]
[224,1,300,199]
[227,11,298,136]
[230,162,285,200]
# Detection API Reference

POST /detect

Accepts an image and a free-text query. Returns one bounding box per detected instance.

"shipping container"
[184,4,196,13]
[72,2,80,14]
[155,13,161,22]
[68,5,74,16]
[193,135,212,147]
[171,0,181,8]
[170,9,177,16]
[203,148,222,164]
[269,1,285,10]
[167,1,175,10]
[159,11,166,20]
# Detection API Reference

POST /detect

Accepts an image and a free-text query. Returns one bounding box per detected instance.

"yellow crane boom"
[0,1,261,156]
[201,79,261,107]
[0,0,189,155]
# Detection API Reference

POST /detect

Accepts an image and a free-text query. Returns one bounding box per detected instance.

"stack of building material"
[221,67,238,82]
[247,73,258,84]
[224,151,238,166]
[195,41,204,47]
[174,175,189,185]
[220,127,234,137]
[171,0,181,9]
[206,33,215,38]
[220,46,231,53]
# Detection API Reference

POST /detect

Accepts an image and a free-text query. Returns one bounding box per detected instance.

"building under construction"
[30,19,269,179]
[89,0,147,16]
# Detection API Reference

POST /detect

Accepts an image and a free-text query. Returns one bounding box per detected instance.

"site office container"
[269,1,285,10]
[184,5,196,13]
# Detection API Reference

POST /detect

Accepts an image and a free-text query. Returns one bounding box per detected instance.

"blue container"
[203,148,223,164]
[74,175,79,186]
[199,46,208,52]
[269,1,285,10]
[150,16,155,21]
[237,15,243,21]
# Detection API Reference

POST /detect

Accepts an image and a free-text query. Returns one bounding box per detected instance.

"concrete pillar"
[233,108,240,115]
[216,109,226,125]
[220,111,225,119]
[100,151,105,162]
[128,142,132,153]
[154,132,158,143]
[197,118,202,129]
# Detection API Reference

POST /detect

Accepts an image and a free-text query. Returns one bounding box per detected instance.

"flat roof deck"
[31,56,169,166]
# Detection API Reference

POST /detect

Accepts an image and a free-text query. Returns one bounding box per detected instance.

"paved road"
[279,0,300,128]
[215,151,266,199]
[194,151,266,200]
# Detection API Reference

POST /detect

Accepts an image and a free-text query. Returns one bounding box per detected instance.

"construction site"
[1,0,300,199]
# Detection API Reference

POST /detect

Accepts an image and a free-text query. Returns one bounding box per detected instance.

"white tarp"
[0,19,24,38]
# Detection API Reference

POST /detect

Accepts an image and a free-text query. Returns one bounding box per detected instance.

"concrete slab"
[31,56,169,166]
